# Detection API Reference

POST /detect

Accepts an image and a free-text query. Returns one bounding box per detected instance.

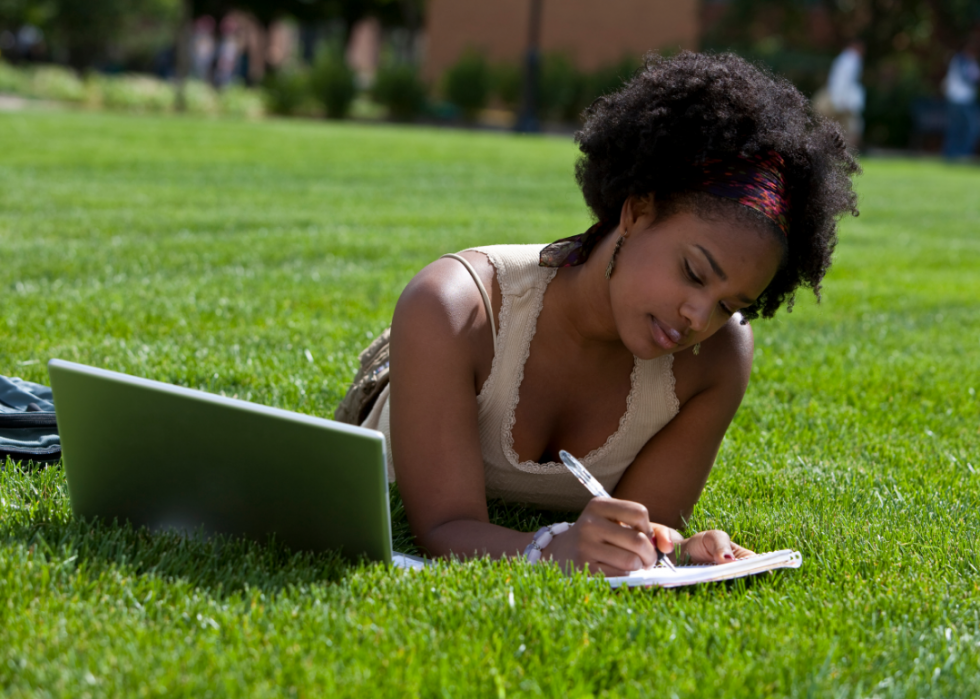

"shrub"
[95,74,174,113]
[491,62,523,111]
[539,54,586,122]
[586,55,643,103]
[373,63,427,122]
[309,48,357,119]
[28,65,87,103]
[0,60,30,95]
[742,46,832,100]
[181,79,219,115]
[444,50,491,122]
[263,68,312,117]
[219,85,265,119]
[864,54,930,149]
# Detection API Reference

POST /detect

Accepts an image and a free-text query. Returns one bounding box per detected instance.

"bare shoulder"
[393,251,498,335]
[391,251,500,381]
[673,314,755,403]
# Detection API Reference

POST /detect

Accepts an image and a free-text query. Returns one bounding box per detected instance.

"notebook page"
[605,549,802,589]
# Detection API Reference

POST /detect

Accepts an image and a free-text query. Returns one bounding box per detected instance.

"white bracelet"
[523,522,572,563]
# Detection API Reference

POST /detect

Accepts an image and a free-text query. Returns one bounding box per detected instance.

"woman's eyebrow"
[695,244,727,281]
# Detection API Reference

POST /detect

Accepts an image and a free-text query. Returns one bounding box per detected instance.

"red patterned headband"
[698,150,790,237]
[539,150,790,269]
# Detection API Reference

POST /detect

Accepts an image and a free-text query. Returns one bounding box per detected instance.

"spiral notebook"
[605,549,803,588]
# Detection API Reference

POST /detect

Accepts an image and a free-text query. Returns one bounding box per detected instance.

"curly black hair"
[574,51,860,320]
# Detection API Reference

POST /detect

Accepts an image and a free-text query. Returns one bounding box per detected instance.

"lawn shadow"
[0,462,352,598]
[0,514,352,599]
[2,462,584,598]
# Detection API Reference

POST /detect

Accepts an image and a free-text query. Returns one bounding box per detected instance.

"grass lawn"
[1,110,979,698]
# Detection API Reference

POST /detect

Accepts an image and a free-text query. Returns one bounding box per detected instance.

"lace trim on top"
[471,250,505,404]
[504,353,644,475]
[663,353,680,417]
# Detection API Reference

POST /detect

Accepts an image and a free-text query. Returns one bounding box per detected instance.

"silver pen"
[559,449,677,571]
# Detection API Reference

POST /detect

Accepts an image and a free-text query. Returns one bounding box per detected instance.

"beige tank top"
[370,244,680,511]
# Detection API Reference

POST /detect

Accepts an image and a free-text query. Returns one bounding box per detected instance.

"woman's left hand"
[672,529,755,565]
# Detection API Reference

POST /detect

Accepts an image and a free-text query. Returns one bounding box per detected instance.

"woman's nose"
[682,299,713,333]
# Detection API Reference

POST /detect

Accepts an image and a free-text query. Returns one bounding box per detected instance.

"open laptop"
[48,359,422,567]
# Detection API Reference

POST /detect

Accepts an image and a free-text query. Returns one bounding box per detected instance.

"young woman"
[347,52,859,576]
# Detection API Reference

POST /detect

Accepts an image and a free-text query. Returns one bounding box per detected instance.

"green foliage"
[0,59,30,94]
[372,62,427,122]
[0,0,57,29]
[490,61,522,111]
[864,54,932,148]
[0,60,265,117]
[490,53,645,126]
[3,0,182,70]
[218,84,266,119]
[2,111,980,695]
[0,62,89,102]
[309,47,357,120]
[28,64,87,102]
[262,68,313,117]
[92,73,174,113]
[444,50,491,122]
[181,78,220,116]
[739,43,833,98]
[539,53,586,123]
[586,55,643,103]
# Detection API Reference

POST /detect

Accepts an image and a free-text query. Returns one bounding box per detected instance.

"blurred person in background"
[942,39,980,160]
[815,40,865,150]
[13,24,45,63]
[214,15,241,88]
[192,16,216,82]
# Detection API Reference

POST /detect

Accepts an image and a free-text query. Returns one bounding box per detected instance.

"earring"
[605,235,626,280]
[693,343,701,355]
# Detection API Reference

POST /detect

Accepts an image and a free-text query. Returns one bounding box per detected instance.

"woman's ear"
[619,194,656,234]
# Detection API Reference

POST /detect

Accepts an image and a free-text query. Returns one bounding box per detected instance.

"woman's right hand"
[545,497,674,576]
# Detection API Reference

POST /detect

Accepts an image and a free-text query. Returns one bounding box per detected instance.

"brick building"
[422,0,700,83]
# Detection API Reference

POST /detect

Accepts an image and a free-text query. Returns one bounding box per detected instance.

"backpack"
[333,328,391,426]
[0,375,61,465]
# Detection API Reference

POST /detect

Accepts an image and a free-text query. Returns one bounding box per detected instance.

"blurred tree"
[1,0,182,70]
[0,0,55,30]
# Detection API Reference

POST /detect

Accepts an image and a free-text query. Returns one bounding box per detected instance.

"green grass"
[2,111,979,697]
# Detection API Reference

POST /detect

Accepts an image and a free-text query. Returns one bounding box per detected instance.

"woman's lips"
[649,315,682,350]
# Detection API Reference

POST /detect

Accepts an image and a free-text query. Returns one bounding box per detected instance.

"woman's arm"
[613,315,755,529]
[388,256,511,556]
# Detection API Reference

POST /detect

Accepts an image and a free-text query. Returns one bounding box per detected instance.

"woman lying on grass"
[345,52,859,575]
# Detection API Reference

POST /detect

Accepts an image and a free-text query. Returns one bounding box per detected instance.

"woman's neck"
[544,231,625,352]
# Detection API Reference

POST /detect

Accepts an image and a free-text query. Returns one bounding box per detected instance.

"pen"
[559,449,677,572]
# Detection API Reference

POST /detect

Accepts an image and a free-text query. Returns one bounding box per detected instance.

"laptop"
[47,359,418,566]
